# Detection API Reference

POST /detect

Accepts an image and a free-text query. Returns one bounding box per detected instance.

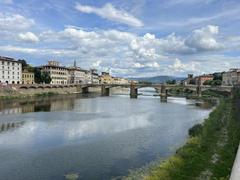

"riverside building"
[222,69,240,86]
[68,67,87,84]
[22,69,35,84]
[112,77,130,84]
[40,61,68,85]
[100,72,114,84]
[90,69,100,84]
[0,56,22,84]
[195,74,214,85]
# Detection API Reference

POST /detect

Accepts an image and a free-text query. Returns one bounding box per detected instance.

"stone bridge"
[14,83,233,99]
[128,84,233,99]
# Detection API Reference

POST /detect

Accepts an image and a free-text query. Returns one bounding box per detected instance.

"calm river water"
[0,89,212,180]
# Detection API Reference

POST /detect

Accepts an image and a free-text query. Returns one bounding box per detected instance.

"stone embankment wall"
[0,85,102,98]
[0,85,130,98]
[18,86,80,95]
[0,86,79,97]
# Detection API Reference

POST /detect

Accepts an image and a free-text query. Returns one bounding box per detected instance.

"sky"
[0,0,240,77]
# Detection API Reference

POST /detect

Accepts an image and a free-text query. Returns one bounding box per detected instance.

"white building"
[40,61,68,85]
[0,56,22,84]
[84,70,92,84]
[90,69,100,84]
[68,67,87,84]
[222,69,240,86]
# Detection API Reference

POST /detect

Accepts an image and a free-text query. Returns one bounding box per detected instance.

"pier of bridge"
[101,85,110,96]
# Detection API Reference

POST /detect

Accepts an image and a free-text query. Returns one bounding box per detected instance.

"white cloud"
[185,25,223,51]
[130,33,168,61]
[158,33,192,54]
[0,25,228,77]
[129,25,223,56]
[0,45,38,54]
[18,32,39,43]
[0,45,77,56]
[133,62,160,68]
[168,58,200,73]
[133,62,145,68]
[0,13,35,31]
[75,3,143,27]
[92,60,102,68]
[38,25,224,59]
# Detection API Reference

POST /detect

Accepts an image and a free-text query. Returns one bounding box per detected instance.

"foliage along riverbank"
[123,90,240,180]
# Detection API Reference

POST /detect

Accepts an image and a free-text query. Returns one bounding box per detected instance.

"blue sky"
[0,0,239,77]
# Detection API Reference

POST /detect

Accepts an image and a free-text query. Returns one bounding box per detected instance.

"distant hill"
[129,76,185,84]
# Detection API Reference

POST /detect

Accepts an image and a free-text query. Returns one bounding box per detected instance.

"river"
[0,88,212,180]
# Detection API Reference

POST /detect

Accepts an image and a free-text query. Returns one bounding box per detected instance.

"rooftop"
[0,56,21,63]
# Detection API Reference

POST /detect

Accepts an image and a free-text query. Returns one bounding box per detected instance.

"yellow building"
[22,70,34,84]
[100,72,130,84]
[100,72,114,84]
[112,77,130,84]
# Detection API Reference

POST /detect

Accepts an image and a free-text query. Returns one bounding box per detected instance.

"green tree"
[203,80,212,85]
[212,80,222,86]
[34,68,43,84]
[18,59,28,70]
[189,124,203,137]
[203,80,222,86]
[26,65,34,72]
[213,72,223,81]
[18,59,35,72]
[42,71,52,84]
[166,80,176,84]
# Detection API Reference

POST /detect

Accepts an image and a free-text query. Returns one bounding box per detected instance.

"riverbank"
[0,85,103,100]
[123,93,240,180]
[0,86,130,100]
